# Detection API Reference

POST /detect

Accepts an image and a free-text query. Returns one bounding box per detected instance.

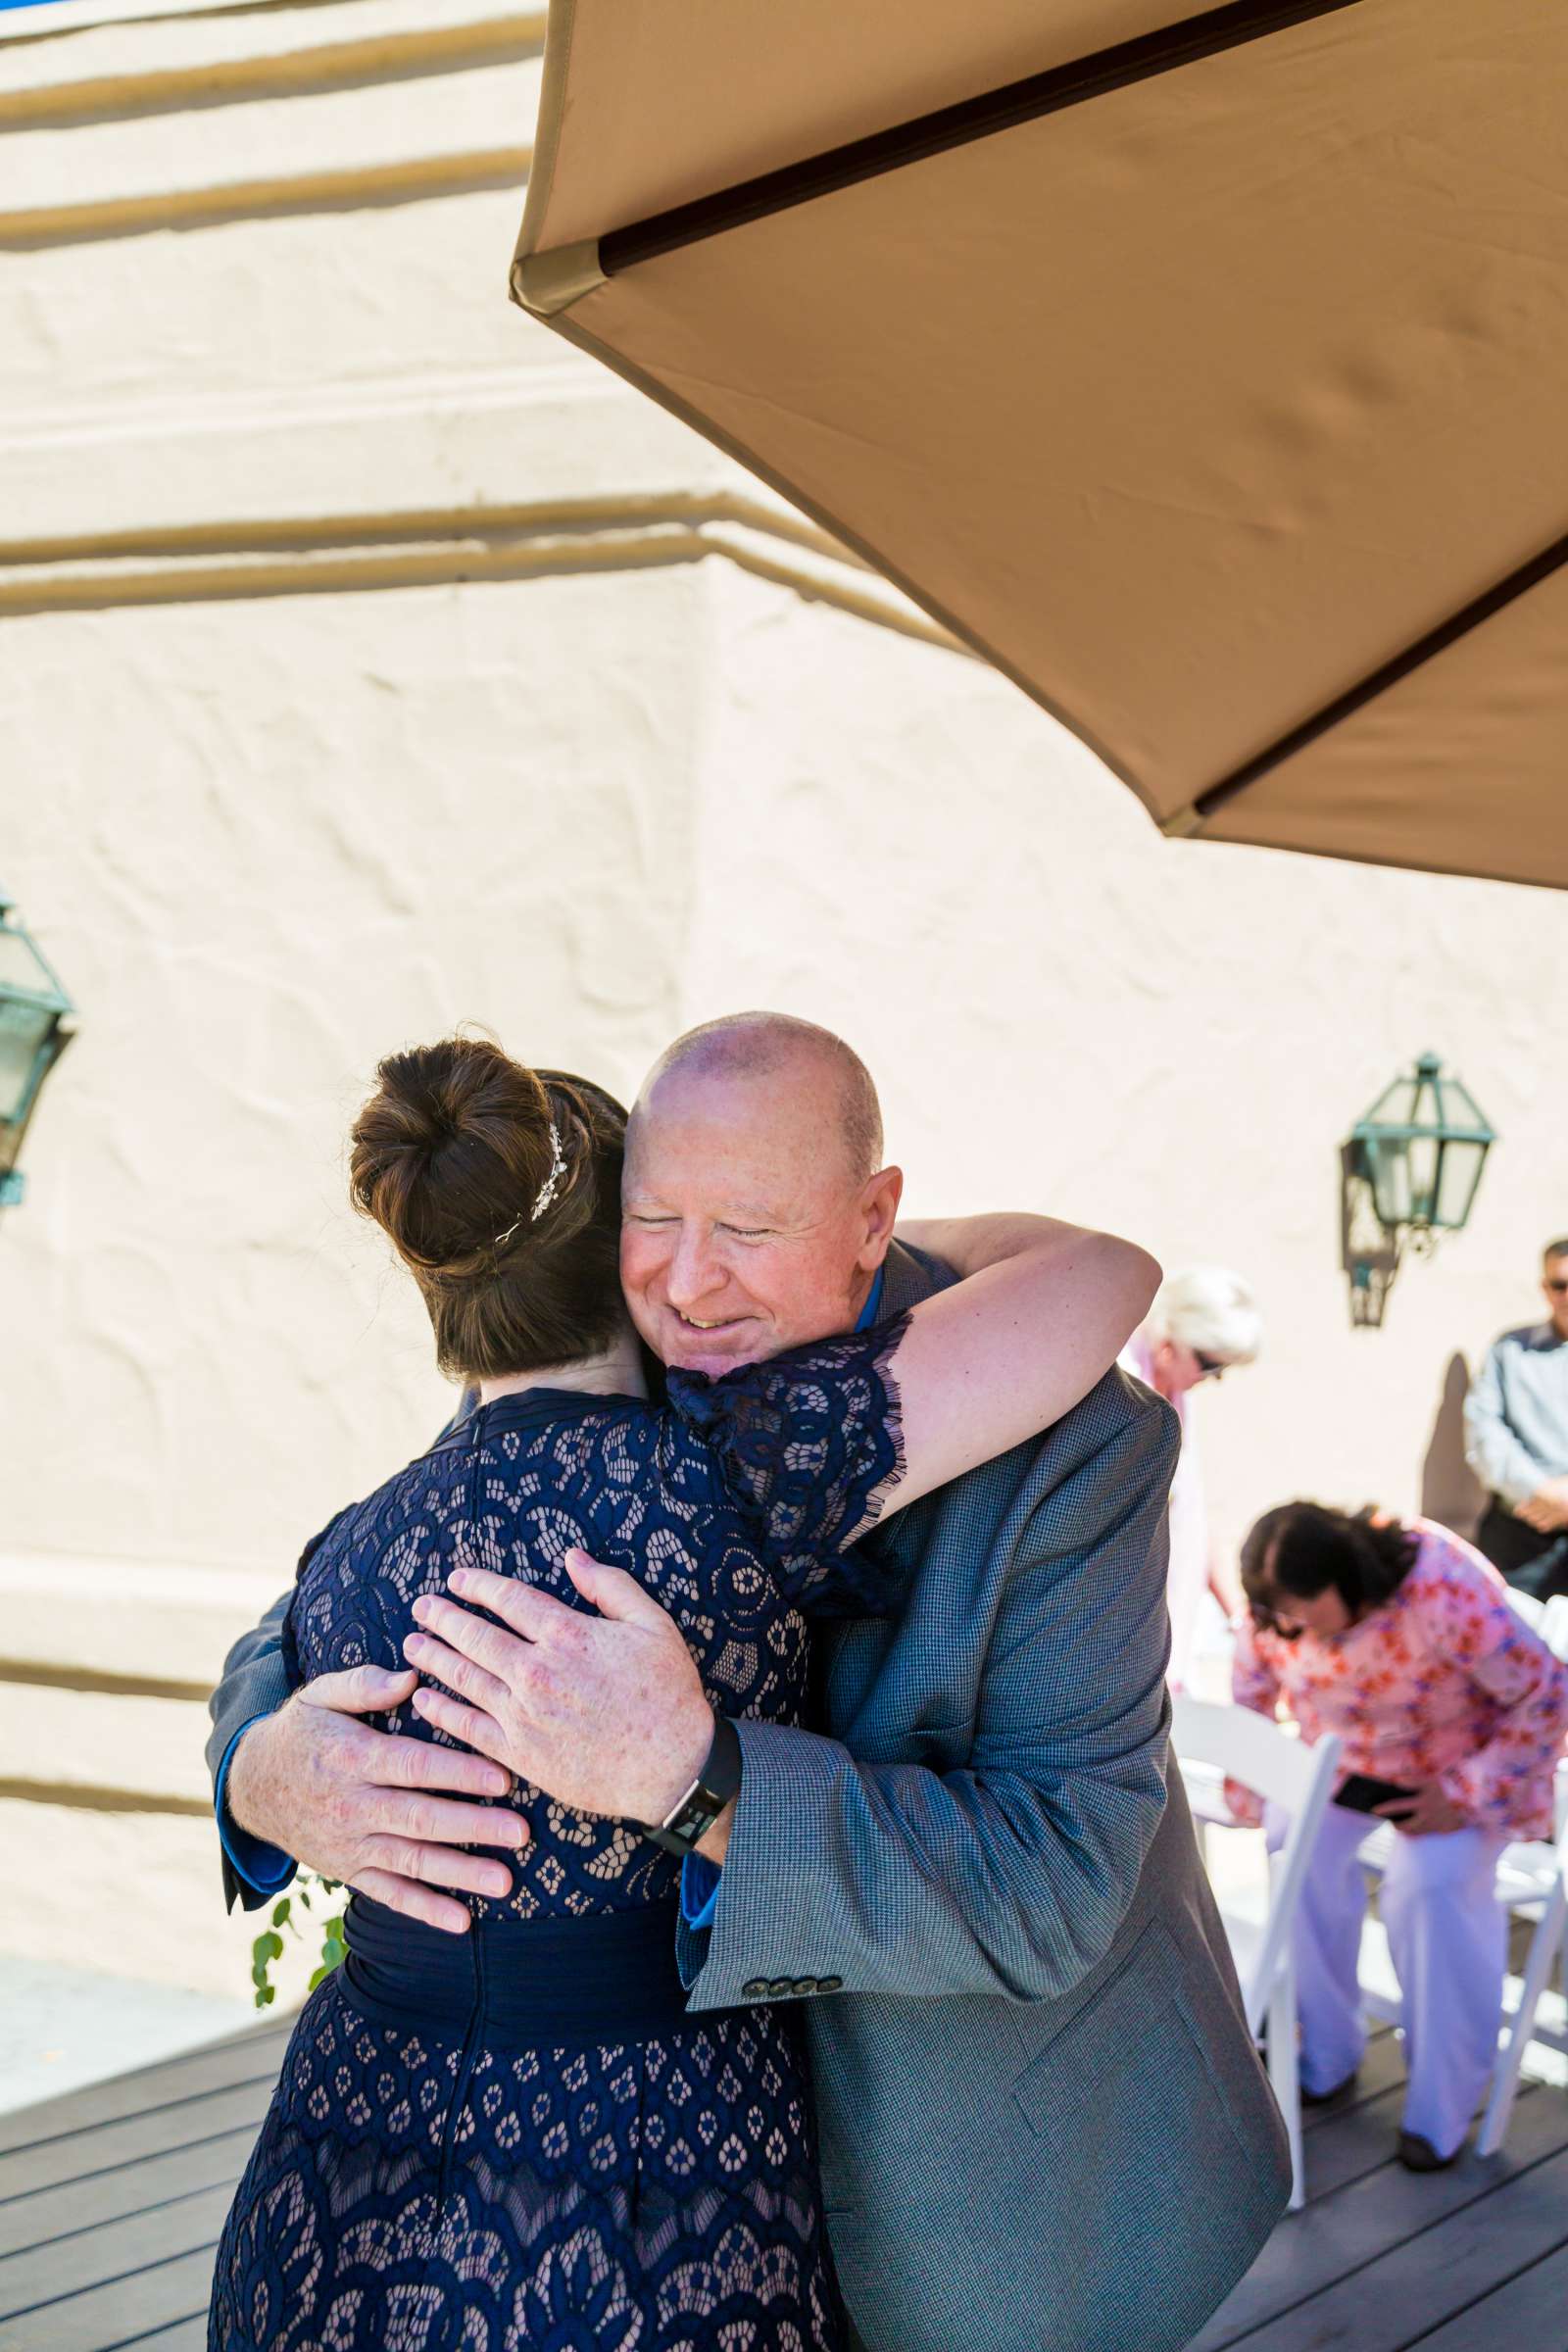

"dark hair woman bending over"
[1233,1503,1568,2172]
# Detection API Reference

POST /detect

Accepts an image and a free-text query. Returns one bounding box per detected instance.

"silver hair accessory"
[492,1121,568,1250]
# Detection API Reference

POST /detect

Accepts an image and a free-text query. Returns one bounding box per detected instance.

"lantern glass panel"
[1435,1138,1488,1230]
[1406,1134,1441,1224]
[0,928,60,1000]
[1442,1075,1491,1133]
[1367,1139,1412,1229]
[0,998,55,1125]
[1370,1074,1419,1129]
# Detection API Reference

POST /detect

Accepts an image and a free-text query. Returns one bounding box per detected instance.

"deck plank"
[1189,2083,1568,2351]
[1302,2085,1409,2200]
[0,2183,232,2321]
[0,2030,286,2158]
[0,2127,255,2262]
[1219,2143,1568,2352]
[0,2084,272,2207]
[0,2244,217,2352]
[1412,2241,1568,2351]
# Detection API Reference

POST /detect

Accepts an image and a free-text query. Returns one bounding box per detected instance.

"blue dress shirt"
[218,1265,892,1903]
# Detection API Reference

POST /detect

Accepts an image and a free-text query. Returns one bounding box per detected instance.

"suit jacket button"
[742,1979,767,1999]
[818,1976,843,1992]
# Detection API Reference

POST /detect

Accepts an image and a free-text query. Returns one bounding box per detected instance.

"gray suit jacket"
[207,1244,1289,2344]
[675,1244,1289,2351]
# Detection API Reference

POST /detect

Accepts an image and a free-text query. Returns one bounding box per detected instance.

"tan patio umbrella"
[512,0,1568,892]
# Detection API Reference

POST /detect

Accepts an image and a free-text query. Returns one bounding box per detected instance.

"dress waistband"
[341,1893,695,2046]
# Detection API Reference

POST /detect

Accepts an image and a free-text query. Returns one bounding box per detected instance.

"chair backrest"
[1172,1693,1343,2035]
[1507,1586,1547,1630]
[1172,1693,1322,1813]
[1541,1593,1568,1661]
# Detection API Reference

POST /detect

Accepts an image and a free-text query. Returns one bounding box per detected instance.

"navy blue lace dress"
[210,1319,907,2352]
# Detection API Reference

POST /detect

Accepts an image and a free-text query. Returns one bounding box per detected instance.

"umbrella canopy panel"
[514,0,1568,891]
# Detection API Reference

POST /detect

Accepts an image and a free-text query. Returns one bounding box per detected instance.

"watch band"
[640,1707,743,1857]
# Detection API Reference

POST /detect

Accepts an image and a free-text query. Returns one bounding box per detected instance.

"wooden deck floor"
[2,2021,1567,2349]
[0,2021,287,2352]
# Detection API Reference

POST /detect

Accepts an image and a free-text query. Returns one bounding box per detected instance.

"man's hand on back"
[226,1664,529,1935]
[402,1553,731,1861]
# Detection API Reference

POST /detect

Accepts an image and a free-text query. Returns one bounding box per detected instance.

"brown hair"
[1240,1501,1419,1634]
[350,1037,627,1381]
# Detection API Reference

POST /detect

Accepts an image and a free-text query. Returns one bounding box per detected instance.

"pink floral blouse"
[1232,1518,1568,1840]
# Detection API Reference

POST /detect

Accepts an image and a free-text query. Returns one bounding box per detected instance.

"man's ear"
[858,1164,904,1267]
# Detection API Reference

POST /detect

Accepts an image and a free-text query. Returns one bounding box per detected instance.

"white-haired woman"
[1120,1265,1262,1687]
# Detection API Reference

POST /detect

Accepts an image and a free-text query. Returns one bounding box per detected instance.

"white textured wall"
[7,555,1555,1576]
[2,568,706,1570]
[2,0,1564,2003]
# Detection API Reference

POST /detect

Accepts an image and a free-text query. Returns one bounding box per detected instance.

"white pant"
[1272,1801,1506,2158]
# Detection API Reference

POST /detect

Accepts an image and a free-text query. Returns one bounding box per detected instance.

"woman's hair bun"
[350,1039,564,1276]
[349,1038,627,1380]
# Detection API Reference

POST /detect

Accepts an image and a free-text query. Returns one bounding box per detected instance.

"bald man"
[209,1013,1288,2352]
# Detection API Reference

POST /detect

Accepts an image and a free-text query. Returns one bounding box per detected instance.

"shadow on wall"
[1421,1351,1486,1542]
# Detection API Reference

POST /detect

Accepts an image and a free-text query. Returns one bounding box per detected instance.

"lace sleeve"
[280,1501,361,1686]
[665,1312,910,1612]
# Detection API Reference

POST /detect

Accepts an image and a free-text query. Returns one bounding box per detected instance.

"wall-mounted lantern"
[1340,1052,1496,1326]
[0,892,75,1211]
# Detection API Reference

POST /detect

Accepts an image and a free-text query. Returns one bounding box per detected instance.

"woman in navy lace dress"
[210,1039,1156,2351]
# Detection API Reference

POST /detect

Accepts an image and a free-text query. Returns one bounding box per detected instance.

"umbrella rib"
[598,0,1364,274]
[1190,527,1568,823]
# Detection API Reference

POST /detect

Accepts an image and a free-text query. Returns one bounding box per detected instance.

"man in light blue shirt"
[1464,1236,1568,1599]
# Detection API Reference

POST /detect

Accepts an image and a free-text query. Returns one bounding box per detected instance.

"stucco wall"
[2,567,707,1568]
[2,0,1562,2000]
[6,541,1556,1580]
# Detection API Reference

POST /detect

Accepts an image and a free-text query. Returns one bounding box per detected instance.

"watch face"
[647,1800,708,1855]
[643,1712,739,1855]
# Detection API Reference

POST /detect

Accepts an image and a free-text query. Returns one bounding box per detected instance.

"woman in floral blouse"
[1233,1504,1568,2170]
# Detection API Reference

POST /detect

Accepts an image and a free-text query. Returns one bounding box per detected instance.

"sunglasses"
[1192,1350,1227,1381]
[1248,1597,1304,1641]
[1546,1279,1568,1296]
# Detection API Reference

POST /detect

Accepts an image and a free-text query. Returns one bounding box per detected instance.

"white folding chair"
[1540,1592,1568,1660]
[1172,1694,1342,2209]
[1476,1806,1568,2153]
[1505,1585,1547,1630]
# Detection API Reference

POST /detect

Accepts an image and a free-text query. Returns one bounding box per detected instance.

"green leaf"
[270,1898,291,1929]
[308,1963,333,1990]
[260,1983,276,2005]
[254,1931,284,1963]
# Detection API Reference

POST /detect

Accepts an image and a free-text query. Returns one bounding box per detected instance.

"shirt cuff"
[216,1715,296,1896]
[680,1852,721,1931]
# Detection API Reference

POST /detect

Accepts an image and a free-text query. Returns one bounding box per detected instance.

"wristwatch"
[640,1706,743,1856]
